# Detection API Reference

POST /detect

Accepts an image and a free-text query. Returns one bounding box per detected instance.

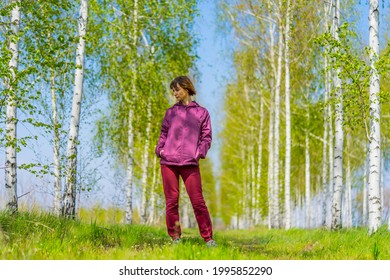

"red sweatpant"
[160,164,213,242]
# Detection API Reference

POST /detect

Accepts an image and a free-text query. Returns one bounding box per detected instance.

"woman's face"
[172,83,190,102]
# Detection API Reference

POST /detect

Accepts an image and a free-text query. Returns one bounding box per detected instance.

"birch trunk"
[388,215,390,231]
[62,0,88,218]
[322,0,332,229]
[363,145,368,226]
[125,0,139,224]
[267,93,275,229]
[321,111,328,227]
[250,134,256,227]
[125,108,135,224]
[5,0,20,213]
[316,175,321,226]
[271,0,283,229]
[243,85,251,225]
[284,0,291,230]
[328,94,334,228]
[242,142,249,228]
[51,73,62,216]
[255,92,264,225]
[368,0,381,234]
[331,0,344,230]
[147,153,158,225]
[322,3,330,226]
[140,101,152,224]
[345,151,352,228]
[267,18,276,229]
[305,130,311,228]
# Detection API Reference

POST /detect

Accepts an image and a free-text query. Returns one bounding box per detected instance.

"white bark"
[284,0,291,230]
[388,215,390,231]
[322,13,330,226]
[51,73,62,216]
[331,0,344,230]
[368,0,381,234]
[267,88,275,229]
[242,142,249,228]
[250,133,256,227]
[363,145,368,226]
[267,14,278,229]
[345,151,352,228]
[271,0,283,229]
[125,0,139,224]
[62,0,88,218]
[305,130,311,228]
[255,92,264,225]
[321,102,329,227]
[328,94,334,228]
[5,0,20,213]
[147,155,158,225]
[266,10,276,229]
[125,108,135,224]
[140,101,152,224]
[316,175,322,226]
[323,0,333,229]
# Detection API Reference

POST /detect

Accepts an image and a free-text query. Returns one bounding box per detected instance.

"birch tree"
[123,0,138,225]
[4,0,20,213]
[44,6,76,216]
[24,0,76,216]
[331,0,344,230]
[363,145,368,226]
[271,0,283,229]
[305,129,311,228]
[321,0,333,229]
[62,0,88,218]
[255,89,264,225]
[257,0,282,230]
[368,0,381,234]
[140,98,152,224]
[147,155,158,225]
[51,72,62,215]
[284,0,292,230]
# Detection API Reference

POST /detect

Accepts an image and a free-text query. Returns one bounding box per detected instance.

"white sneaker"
[173,238,181,244]
[206,239,217,248]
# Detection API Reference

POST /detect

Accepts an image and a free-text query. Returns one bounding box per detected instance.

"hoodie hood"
[174,100,200,107]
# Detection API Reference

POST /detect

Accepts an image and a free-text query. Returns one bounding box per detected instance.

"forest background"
[1,0,390,236]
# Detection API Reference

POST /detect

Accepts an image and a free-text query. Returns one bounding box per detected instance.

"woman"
[155,76,216,247]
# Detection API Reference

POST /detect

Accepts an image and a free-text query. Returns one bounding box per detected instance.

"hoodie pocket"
[161,152,178,164]
[195,148,200,161]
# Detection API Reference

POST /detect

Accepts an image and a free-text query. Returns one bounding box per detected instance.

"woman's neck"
[181,97,192,105]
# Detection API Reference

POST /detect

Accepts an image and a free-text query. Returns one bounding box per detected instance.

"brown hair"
[170,76,196,96]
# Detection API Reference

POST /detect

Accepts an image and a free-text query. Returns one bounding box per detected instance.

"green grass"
[0,211,389,260]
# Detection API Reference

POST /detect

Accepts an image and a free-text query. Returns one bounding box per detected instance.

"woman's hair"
[170,76,196,96]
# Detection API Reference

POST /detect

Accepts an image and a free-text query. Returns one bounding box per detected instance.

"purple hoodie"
[155,101,212,166]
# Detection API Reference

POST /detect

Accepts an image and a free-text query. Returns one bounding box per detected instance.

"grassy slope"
[0,211,389,260]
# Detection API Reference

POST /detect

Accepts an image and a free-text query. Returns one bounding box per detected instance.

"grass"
[0,211,389,260]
